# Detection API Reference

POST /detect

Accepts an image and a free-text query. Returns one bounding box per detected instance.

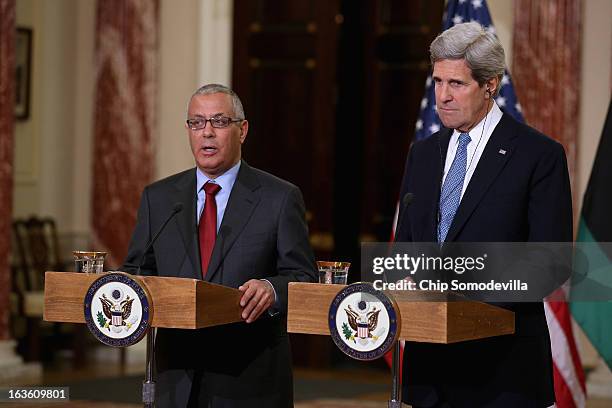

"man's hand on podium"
[238,279,275,323]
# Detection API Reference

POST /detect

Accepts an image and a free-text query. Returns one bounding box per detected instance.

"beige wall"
[13,0,40,217]
[156,0,200,179]
[14,0,84,249]
[71,0,95,246]
[578,0,612,199]
[197,0,233,87]
[488,0,514,70]
[156,0,234,179]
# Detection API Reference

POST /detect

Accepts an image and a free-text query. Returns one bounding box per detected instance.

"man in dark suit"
[122,84,317,407]
[397,23,572,407]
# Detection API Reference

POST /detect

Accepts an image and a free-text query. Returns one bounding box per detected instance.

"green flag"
[571,98,612,370]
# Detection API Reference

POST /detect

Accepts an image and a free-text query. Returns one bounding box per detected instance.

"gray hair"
[192,83,246,119]
[430,22,505,95]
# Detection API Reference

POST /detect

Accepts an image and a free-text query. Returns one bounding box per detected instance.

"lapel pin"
[498,149,507,155]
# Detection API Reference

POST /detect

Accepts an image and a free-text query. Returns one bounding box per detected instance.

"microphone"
[384,193,414,284]
[394,193,414,241]
[136,203,184,276]
[437,133,445,237]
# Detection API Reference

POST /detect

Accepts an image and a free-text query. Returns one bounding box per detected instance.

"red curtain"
[513,0,581,213]
[92,0,159,267]
[0,0,15,341]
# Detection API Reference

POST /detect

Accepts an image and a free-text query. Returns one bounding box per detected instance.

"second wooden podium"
[287,282,515,407]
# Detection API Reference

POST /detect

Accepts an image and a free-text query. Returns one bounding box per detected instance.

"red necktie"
[199,182,221,279]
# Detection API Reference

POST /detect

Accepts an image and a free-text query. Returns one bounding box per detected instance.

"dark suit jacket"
[397,113,572,408]
[123,161,317,408]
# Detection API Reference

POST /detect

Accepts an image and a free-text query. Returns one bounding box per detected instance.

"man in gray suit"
[122,84,317,407]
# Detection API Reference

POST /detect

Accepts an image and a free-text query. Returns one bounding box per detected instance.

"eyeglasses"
[186,116,243,130]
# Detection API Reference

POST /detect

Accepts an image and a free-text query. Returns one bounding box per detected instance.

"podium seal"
[84,272,152,347]
[328,282,401,361]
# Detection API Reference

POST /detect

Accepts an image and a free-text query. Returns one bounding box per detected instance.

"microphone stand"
[388,340,402,408]
[143,327,156,407]
[387,193,412,408]
[136,203,183,407]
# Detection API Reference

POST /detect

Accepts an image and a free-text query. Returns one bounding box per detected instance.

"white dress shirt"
[441,102,504,200]
[196,161,241,231]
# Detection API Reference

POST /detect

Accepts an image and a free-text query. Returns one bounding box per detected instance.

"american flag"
[390,1,587,407]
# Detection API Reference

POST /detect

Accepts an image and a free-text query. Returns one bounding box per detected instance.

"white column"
[197,0,233,86]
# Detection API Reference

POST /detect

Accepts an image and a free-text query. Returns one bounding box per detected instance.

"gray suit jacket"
[123,161,317,407]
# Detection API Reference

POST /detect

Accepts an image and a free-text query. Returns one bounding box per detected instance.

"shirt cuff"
[261,279,280,317]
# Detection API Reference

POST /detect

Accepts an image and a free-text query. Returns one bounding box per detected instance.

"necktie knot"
[203,182,221,196]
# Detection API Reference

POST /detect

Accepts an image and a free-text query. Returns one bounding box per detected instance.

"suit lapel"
[444,114,517,242]
[439,128,452,163]
[205,161,261,282]
[173,169,200,279]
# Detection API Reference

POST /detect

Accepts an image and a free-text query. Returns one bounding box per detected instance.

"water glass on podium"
[317,261,350,284]
[73,251,107,273]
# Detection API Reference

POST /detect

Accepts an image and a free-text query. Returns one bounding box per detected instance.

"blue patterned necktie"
[438,132,471,243]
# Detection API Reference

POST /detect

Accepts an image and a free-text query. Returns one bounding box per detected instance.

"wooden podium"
[43,271,243,329]
[287,282,515,407]
[44,271,243,407]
